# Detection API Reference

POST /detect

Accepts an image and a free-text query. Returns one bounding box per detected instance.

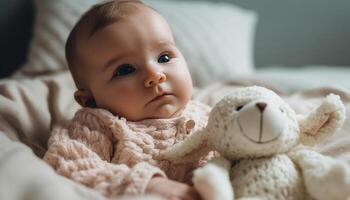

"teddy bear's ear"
[160,128,212,164]
[298,94,346,146]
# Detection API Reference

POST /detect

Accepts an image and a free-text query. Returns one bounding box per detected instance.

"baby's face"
[78,4,193,121]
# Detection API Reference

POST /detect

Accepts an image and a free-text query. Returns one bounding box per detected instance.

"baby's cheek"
[178,78,193,103]
[173,65,192,85]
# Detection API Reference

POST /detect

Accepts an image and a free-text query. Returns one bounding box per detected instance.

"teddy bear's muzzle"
[237,100,286,144]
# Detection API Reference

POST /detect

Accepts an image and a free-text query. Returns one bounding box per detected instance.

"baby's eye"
[158,53,171,63]
[114,64,135,77]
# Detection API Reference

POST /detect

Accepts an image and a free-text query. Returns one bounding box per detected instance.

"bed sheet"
[255,65,350,93]
[1,69,350,200]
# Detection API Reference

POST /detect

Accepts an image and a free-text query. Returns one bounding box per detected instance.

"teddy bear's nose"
[256,102,267,112]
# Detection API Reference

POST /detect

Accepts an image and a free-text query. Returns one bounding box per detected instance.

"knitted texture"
[19,0,256,87]
[230,155,305,199]
[43,100,211,197]
[161,86,346,200]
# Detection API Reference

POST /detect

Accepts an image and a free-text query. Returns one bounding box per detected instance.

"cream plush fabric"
[18,0,256,87]
[162,86,348,200]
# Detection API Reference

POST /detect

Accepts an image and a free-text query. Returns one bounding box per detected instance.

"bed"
[1,0,350,200]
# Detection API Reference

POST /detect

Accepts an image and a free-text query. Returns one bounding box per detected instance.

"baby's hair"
[65,0,145,89]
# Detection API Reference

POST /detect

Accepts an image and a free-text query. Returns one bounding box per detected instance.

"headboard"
[0,0,34,77]
[1,0,349,78]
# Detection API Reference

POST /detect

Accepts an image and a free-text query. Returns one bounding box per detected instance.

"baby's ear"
[74,90,96,108]
[298,94,346,146]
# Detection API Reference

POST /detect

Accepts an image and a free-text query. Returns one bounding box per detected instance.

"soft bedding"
[1,71,350,200]
[2,0,349,199]
[255,65,350,93]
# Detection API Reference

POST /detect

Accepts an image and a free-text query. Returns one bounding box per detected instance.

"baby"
[44,0,212,199]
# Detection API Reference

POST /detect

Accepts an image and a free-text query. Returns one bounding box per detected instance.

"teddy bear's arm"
[160,129,212,164]
[193,157,234,200]
[290,149,350,200]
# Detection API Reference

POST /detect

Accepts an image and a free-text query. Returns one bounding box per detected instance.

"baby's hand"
[146,177,201,200]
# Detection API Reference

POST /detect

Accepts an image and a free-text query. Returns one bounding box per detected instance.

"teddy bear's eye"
[236,105,244,111]
[280,108,284,113]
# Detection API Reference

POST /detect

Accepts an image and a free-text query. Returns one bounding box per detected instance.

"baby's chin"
[148,103,184,119]
[120,106,179,121]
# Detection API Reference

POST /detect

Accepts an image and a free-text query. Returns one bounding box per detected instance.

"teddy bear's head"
[207,86,300,159]
[161,86,345,163]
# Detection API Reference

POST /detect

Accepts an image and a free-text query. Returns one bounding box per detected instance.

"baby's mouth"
[147,92,174,104]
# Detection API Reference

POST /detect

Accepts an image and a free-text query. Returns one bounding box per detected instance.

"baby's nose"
[144,71,166,87]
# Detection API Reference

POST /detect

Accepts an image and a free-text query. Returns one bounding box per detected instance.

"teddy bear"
[160,86,346,200]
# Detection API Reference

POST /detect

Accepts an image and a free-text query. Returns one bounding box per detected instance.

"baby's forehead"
[71,1,173,64]
[87,2,151,37]
[81,3,173,44]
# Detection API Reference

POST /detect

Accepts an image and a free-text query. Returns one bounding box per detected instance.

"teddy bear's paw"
[290,149,326,169]
[193,162,234,200]
[207,157,232,171]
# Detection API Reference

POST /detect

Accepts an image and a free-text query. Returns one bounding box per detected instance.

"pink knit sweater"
[43,100,211,197]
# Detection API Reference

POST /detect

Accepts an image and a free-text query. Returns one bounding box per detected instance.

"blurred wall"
[0,0,349,78]
[0,0,34,77]
[204,0,350,68]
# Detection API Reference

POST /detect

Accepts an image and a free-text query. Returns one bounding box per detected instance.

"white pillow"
[19,0,257,87]
[19,0,101,75]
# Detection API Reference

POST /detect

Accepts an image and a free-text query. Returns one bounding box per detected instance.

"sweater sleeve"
[43,125,166,197]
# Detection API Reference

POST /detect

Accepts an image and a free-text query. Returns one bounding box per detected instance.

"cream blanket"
[0,71,349,200]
